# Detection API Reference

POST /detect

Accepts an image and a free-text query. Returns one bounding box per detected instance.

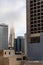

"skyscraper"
[9,27,15,49]
[26,0,43,43]
[14,36,25,53]
[26,0,43,60]
[0,24,8,49]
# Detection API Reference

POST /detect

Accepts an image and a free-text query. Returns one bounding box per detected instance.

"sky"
[0,0,26,38]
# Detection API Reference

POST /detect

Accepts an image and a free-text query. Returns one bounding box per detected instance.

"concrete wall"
[27,33,43,61]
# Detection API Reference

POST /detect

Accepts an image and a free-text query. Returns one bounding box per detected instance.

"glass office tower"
[0,24,8,49]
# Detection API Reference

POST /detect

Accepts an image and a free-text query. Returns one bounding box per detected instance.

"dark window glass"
[31,18,33,20]
[34,17,36,20]
[31,22,33,24]
[5,52,6,55]
[42,27,43,29]
[31,25,33,27]
[30,11,33,14]
[38,31,40,33]
[31,29,33,31]
[16,58,22,61]
[37,20,40,23]
[34,10,36,13]
[38,24,40,26]
[37,9,40,12]
[30,4,33,7]
[41,20,43,22]
[41,16,43,18]
[34,7,36,9]
[34,3,36,6]
[41,1,43,4]
[41,5,43,8]
[34,21,37,23]
[34,14,36,16]
[38,17,40,19]
[34,0,36,2]
[38,27,40,30]
[30,1,33,3]
[37,13,40,15]
[30,8,33,10]
[41,12,43,15]
[9,52,10,54]
[34,28,37,31]
[34,25,37,27]
[41,23,43,26]
[30,15,33,17]
[31,32,33,34]
[41,9,43,11]
[37,2,40,5]
[37,6,40,8]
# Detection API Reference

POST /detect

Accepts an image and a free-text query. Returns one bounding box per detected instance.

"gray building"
[14,36,25,53]
[0,24,8,49]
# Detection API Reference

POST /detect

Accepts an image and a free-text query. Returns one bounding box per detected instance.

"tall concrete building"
[26,0,43,60]
[0,24,8,49]
[26,0,43,43]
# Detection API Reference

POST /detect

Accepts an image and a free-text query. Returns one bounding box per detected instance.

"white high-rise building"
[9,27,15,49]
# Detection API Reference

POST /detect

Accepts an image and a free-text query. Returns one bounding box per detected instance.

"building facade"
[0,24,8,49]
[14,36,25,53]
[26,0,43,43]
[26,0,43,60]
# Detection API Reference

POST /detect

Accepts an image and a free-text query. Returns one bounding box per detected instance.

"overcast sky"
[0,0,26,38]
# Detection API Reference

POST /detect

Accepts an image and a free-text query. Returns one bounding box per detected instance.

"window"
[38,24,40,26]
[34,17,36,20]
[41,9,43,11]
[5,52,6,55]
[42,27,43,29]
[37,9,40,12]
[37,6,40,9]
[41,5,43,8]
[34,21,37,23]
[16,58,22,61]
[38,17,40,19]
[34,0,36,2]
[37,2,40,5]
[34,7,36,9]
[30,8,33,10]
[38,20,40,23]
[41,20,43,22]
[31,18,33,20]
[38,27,40,30]
[31,29,33,31]
[41,16,43,18]
[34,10,36,13]
[31,21,33,24]
[34,28,37,31]
[37,13,40,16]
[30,11,33,14]
[34,3,36,6]
[34,25,37,27]
[30,15,33,17]
[30,4,33,7]
[41,12,43,15]
[9,52,10,55]
[34,14,36,16]
[41,1,43,4]
[31,37,40,43]
[31,25,33,27]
